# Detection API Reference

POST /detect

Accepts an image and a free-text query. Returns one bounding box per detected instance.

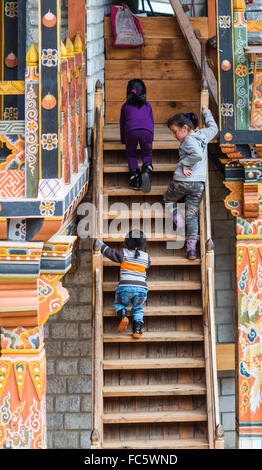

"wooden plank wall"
[104,16,208,124]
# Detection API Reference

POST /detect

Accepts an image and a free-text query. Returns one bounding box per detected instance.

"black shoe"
[142,163,153,193]
[133,320,143,338]
[117,308,129,332]
[129,169,142,190]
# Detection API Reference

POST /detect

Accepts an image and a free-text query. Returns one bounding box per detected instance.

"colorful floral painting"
[4,1,18,17]
[219,15,231,29]
[3,107,18,121]
[41,133,58,151]
[39,200,56,217]
[221,102,234,117]
[236,64,247,78]
[41,49,58,67]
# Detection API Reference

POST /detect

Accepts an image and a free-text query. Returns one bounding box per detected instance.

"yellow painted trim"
[0,81,25,95]
[57,0,61,179]
[232,3,237,130]
[1,0,4,119]
[216,0,221,131]
[1,343,45,355]
[237,235,262,240]
[38,0,42,180]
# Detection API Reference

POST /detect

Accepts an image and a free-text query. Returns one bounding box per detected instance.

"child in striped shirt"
[96,230,150,338]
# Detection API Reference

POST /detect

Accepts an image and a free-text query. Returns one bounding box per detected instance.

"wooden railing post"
[91,80,104,449]
[61,41,70,184]
[198,33,224,448]
[74,34,84,165]
[65,37,78,175]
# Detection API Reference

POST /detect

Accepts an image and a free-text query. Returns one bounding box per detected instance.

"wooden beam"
[68,0,86,45]
[216,343,235,371]
[169,0,218,106]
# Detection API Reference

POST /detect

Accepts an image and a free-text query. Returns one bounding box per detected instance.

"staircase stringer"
[91,81,104,449]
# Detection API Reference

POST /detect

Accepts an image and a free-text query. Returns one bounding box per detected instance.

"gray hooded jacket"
[173,109,218,183]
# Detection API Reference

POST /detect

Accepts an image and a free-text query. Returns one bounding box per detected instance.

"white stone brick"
[221,377,235,395]
[219,395,235,413]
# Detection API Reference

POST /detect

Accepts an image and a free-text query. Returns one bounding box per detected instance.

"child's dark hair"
[126,79,147,109]
[124,230,146,258]
[167,112,199,130]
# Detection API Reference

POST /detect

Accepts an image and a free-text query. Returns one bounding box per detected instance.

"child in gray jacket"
[164,106,218,259]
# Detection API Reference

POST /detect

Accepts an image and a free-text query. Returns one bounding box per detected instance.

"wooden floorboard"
[103,331,204,343]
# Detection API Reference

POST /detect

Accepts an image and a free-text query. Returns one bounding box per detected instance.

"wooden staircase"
[90,12,223,450]
[91,90,223,450]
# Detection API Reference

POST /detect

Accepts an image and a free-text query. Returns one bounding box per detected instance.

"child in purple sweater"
[120,79,154,193]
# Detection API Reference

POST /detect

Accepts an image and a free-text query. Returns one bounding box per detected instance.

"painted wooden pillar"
[39,0,61,180]
[233,0,250,130]
[74,34,83,165]
[0,237,76,449]
[1,0,18,121]
[61,41,70,184]
[68,0,86,152]
[65,37,78,175]
[216,0,235,138]
[223,169,262,448]
[25,44,39,198]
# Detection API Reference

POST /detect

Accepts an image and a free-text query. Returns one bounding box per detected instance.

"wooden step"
[104,209,166,219]
[104,141,178,150]
[103,383,206,397]
[103,331,204,343]
[103,234,186,242]
[103,163,176,173]
[103,357,205,369]
[103,305,203,317]
[103,256,200,266]
[103,438,209,449]
[104,185,167,196]
[103,409,207,423]
[103,280,201,291]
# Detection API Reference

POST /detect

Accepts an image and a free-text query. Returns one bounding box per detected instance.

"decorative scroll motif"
[26,84,39,177]
[38,273,69,325]
[0,327,42,351]
[250,69,262,130]
[236,228,262,438]
[0,352,46,449]
[234,11,250,130]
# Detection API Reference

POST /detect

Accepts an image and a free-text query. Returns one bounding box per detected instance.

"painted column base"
[239,436,262,449]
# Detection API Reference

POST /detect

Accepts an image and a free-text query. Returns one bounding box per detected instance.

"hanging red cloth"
[110,3,144,47]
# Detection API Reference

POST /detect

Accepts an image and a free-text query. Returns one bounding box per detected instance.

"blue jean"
[114,285,148,323]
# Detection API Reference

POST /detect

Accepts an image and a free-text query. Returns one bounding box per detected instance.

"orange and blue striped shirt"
[100,242,150,288]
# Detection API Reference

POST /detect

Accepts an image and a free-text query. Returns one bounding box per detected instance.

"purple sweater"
[120,102,154,144]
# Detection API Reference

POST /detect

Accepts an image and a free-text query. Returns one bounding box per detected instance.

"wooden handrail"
[198,34,224,447]
[90,81,104,449]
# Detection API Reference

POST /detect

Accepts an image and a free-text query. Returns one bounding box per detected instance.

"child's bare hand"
[183,168,192,177]
[202,105,208,111]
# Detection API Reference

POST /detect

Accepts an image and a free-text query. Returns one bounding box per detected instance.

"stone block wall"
[209,161,236,449]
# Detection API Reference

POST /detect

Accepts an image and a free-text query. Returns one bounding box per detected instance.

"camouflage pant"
[163,180,205,239]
